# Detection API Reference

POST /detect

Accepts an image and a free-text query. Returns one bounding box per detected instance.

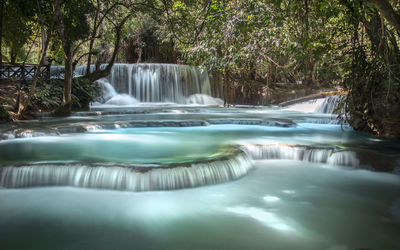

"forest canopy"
[0,0,399,137]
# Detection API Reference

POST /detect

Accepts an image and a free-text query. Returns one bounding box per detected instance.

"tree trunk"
[0,1,3,64]
[136,47,142,63]
[17,31,52,117]
[86,0,102,75]
[63,43,73,105]
[366,0,400,32]
[302,0,313,89]
[54,0,73,113]
[223,69,230,106]
[312,62,319,87]
[41,26,47,65]
[10,48,16,63]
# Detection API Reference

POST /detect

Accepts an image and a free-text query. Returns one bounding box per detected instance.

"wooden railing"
[0,63,50,80]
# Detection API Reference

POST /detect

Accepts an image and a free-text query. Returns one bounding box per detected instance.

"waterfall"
[242,144,359,167]
[76,63,221,105]
[285,98,325,113]
[0,150,253,191]
[285,95,345,114]
[327,151,360,167]
[316,95,344,114]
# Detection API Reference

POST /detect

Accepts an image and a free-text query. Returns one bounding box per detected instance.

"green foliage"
[48,40,65,65]
[1,1,37,63]
[31,78,99,111]
[71,77,99,110]
[31,79,64,111]
[344,50,400,136]
[0,105,11,122]
[160,0,353,87]
[60,0,95,41]
[337,0,400,137]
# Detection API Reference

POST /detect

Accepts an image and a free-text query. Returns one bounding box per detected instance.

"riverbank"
[0,78,98,122]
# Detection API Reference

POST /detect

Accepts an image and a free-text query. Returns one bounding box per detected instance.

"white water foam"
[242,144,359,167]
[0,152,253,191]
[316,95,344,114]
[185,94,224,106]
[285,95,345,114]
[285,99,325,113]
[104,94,139,106]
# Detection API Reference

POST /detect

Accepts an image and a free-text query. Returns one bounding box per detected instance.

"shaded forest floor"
[0,80,19,121]
[0,78,97,122]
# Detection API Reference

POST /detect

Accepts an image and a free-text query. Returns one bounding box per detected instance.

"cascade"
[74,63,221,105]
[0,150,252,191]
[242,144,360,167]
[316,95,344,114]
[0,143,363,191]
[285,98,325,113]
[326,151,360,167]
[285,95,345,114]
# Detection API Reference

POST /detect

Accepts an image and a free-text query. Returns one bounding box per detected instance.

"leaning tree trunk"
[17,34,51,117]
[223,69,230,107]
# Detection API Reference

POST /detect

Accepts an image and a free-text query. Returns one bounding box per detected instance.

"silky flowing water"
[1,64,400,250]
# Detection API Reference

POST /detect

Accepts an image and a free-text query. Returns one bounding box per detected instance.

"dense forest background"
[0,0,399,137]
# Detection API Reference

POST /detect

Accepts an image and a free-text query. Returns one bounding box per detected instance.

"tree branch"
[84,13,134,81]
[73,51,97,68]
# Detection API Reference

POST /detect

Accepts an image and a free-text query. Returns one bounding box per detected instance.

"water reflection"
[226,206,296,233]
[282,190,296,195]
[263,196,281,202]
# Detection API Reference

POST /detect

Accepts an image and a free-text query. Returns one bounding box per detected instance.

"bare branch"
[73,51,97,68]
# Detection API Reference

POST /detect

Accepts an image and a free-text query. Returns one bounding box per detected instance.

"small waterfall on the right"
[241,144,360,167]
[316,95,345,114]
[285,95,346,115]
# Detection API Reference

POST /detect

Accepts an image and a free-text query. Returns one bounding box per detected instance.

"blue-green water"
[0,103,399,249]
